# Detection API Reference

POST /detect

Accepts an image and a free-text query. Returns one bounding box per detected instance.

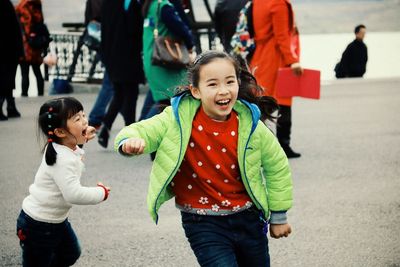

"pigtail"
[45,141,57,165]
[39,106,59,165]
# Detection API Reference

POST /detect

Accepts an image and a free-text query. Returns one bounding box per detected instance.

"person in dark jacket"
[84,0,115,129]
[0,0,24,120]
[335,24,368,78]
[214,0,249,52]
[97,0,144,148]
[15,0,47,97]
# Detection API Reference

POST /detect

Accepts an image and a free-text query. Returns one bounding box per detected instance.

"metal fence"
[45,31,104,83]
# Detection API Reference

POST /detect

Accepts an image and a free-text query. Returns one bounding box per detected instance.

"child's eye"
[227,80,236,84]
[207,83,217,87]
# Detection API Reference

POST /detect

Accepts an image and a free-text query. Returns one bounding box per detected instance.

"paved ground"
[1,78,400,266]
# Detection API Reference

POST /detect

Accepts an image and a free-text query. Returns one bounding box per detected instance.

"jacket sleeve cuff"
[269,211,288,224]
[117,139,133,157]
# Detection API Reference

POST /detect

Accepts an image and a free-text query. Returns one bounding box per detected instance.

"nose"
[218,85,229,95]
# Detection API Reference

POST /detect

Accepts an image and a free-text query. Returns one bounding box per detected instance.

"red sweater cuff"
[97,184,109,201]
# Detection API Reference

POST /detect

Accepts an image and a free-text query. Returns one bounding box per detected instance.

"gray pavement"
[1,78,400,266]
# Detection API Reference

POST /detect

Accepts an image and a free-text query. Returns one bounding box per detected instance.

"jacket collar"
[170,92,260,134]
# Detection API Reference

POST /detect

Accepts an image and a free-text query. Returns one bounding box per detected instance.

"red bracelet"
[97,184,109,201]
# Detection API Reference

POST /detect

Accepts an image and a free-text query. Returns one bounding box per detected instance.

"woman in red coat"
[15,0,45,97]
[250,0,303,158]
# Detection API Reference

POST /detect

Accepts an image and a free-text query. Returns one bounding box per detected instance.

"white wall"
[300,31,400,80]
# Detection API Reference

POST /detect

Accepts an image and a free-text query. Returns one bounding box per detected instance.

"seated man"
[335,24,368,78]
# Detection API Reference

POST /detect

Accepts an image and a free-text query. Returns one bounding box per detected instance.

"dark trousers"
[277,105,292,147]
[16,210,81,267]
[181,209,270,267]
[20,62,44,96]
[102,81,139,129]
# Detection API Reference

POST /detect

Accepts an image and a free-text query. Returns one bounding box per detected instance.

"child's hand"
[122,138,146,155]
[85,126,97,142]
[270,223,292,239]
[97,182,110,201]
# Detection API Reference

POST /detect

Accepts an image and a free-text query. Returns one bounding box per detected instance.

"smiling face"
[190,58,239,121]
[58,110,89,149]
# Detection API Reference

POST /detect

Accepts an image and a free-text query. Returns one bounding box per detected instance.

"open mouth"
[216,99,230,106]
[82,128,87,137]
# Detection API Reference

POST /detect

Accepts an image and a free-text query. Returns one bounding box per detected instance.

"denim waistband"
[20,209,67,227]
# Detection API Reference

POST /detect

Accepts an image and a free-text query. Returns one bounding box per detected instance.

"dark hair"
[38,97,83,165]
[355,24,366,34]
[179,50,278,121]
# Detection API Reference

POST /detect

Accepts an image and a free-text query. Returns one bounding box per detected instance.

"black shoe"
[97,125,109,148]
[6,96,21,118]
[0,113,7,121]
[7,109,21,118]
[282,145,301,158]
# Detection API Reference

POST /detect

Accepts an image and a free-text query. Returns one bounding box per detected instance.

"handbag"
[151,0,190,69]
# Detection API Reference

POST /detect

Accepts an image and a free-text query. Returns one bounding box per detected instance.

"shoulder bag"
[151,0,190,69]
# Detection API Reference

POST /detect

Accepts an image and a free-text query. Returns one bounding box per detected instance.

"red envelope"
[276,68,321,99]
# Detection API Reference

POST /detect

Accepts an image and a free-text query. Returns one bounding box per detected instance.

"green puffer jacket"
[115,93,293,223]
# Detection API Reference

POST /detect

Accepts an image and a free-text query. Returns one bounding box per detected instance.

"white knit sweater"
[22,143,105,223]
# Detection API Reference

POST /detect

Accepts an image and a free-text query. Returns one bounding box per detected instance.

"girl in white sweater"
[17,97,110,266]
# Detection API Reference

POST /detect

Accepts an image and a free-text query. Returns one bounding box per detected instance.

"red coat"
[250,0,300,106]
[15,0,44,64]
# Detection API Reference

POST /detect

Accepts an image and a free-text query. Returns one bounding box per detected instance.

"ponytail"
[235,56,279,122]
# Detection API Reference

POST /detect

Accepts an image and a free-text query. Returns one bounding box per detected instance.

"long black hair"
[37,97,83,165]
[178,50,279,121]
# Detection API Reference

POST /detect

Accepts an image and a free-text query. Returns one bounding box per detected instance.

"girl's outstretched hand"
[270,223,292,239]
[85,126,97,142]
[97,182,110,201]
[122,138,146,155]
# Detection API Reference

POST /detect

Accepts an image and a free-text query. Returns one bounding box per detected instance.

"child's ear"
[54,128,67,138]
[189,84,201,100]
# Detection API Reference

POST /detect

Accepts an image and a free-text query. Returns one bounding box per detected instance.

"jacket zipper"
[241,126,265,216]
[153,112,184,224]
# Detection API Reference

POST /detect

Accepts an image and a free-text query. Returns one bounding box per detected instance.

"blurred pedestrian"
[97,0,144,148]
[214,0,249,52]
[335,24,368,78]
[15,0,48,97]
[83,0,115,129]
[250,0,303,158]
[0,0,24,120]
[140,0,195,122]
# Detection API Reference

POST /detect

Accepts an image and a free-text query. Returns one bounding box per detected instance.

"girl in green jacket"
[115,50,293,266]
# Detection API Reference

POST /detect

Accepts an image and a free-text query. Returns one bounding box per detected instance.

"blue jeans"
[181,209,270,267]
[138,91,155,121]
[16,210,81,267]
[88,71,114,126]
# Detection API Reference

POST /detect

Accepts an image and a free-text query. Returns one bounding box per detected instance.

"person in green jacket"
[115,50,293,266]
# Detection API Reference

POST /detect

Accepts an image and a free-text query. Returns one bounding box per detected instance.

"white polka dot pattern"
[171,108,252,215]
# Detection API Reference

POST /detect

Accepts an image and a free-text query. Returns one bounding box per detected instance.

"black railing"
[45,30,104,83]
